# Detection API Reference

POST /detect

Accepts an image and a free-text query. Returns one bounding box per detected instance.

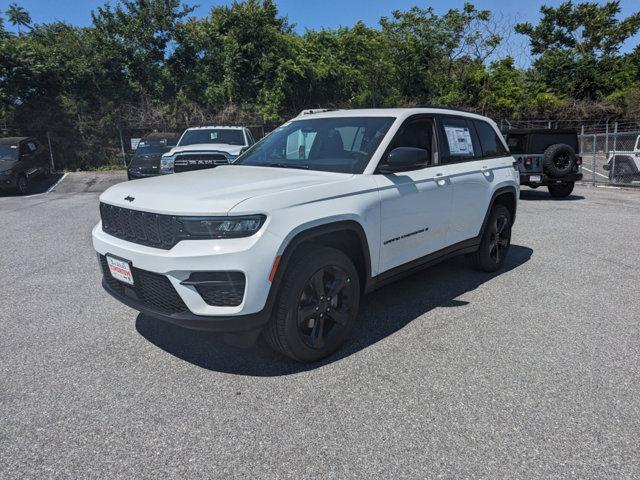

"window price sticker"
[444,125,474,156]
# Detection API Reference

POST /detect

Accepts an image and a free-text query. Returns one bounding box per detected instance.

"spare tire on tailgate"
[542,143,576,177]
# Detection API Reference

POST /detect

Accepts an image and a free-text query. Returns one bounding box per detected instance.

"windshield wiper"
[268,162,309,170]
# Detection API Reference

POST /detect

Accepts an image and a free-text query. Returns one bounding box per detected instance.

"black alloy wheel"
[297,265,356,350]
[263,245,361,362]
[488,213,510,265]
[16,175,29,195]
[553,151,571,171]
[469,204,512,272]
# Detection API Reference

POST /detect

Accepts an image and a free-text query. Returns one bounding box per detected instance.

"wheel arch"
[482,186,518,233]
[610,155,639,175]
[273,220,372,294]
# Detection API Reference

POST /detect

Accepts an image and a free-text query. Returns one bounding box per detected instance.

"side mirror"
[380,147,429,173]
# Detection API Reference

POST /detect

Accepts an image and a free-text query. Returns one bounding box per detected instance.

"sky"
[2,0,639,65]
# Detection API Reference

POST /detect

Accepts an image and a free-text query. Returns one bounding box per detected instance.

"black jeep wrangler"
[505,129,583,198]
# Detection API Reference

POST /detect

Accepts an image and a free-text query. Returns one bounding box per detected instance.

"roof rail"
[413,104,477,114]
[297,108,339,117]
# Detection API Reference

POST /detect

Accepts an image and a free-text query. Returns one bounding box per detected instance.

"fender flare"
[609,155,640,175]
[480,186,518,234]
[262,220,373,315]
[274,220,372,280]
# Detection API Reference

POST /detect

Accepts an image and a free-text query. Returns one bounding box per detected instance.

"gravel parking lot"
[1,174,639,479]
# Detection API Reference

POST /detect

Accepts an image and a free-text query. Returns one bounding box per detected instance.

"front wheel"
[469,204,512,272]
[42,165,52,179]
[263,245,360,363]
[548,182,574,198]
[16,175,29,195]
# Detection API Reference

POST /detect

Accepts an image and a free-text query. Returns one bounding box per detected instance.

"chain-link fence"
[501,119,640,187]
[1,120,267,172]
[578,126,640,186]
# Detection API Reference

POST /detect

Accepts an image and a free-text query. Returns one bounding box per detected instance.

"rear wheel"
[16,175,29,195]
[469,205,512,272]
[548,182,574,198]
[263,245,360,363]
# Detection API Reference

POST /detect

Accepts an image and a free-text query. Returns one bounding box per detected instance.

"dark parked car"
[506,129,583,198]
[127,132,180,180]
[0,137,51,195]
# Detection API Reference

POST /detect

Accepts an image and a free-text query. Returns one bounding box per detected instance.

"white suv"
[93,108,519,362]
[160,126,255,174]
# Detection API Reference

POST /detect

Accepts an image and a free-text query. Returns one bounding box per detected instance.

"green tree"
[6,2,31,35]
[516,1,640,100]
[91,0,194,97]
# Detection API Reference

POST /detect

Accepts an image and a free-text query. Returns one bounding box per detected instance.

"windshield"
[0,144,18,161]
[235,117,395,174]
[134,142,172,156]
[179,129,246,147]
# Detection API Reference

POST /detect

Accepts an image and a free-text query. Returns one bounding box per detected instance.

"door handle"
[435,172,447,186]
[481,166,492,177]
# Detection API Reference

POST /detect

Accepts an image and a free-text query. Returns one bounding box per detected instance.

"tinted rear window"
[507,132,579,154]
[506,135,526,154]
[474,120,508,157]
[530,134,578,153]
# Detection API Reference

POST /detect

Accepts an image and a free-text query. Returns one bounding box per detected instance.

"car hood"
[164,144,244,156]
[99,165,352,216]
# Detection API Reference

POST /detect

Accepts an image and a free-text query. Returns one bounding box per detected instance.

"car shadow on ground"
[0,173,64,197]
[136,245,533,377]
[519,189,584,201]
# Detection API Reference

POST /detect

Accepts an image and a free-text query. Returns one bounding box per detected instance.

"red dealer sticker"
[106,255,134,285]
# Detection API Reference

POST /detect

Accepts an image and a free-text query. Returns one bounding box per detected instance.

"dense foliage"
[0,0,639,168]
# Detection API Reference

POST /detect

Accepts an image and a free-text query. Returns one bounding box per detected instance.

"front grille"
[186,272,246,307]
[137,167,159,175]
[100,203,181,250]
[174,154,229,173]
[99,255,188,314]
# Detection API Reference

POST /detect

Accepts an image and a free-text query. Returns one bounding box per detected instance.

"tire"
[611,161,634,184]
[263,245,361,363]
[542,143,576,178]
[548,182,574,198]
[16,175,29,195]
[469,204,512,272]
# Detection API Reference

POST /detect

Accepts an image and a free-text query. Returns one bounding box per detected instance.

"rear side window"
[506,134,526,154]
[439,116,481,163]
[474,120,508,157]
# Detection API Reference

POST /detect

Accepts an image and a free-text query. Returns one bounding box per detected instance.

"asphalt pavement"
[1,173,639,479]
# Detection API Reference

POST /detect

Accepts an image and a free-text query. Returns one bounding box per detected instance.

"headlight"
[160,156,174,174]
[179,215,266,239]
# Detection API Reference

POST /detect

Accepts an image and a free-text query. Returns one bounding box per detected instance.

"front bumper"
[519,172,583,185]
[101,277,269,332]
[127,169,161,180]
[93,222,282,332]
